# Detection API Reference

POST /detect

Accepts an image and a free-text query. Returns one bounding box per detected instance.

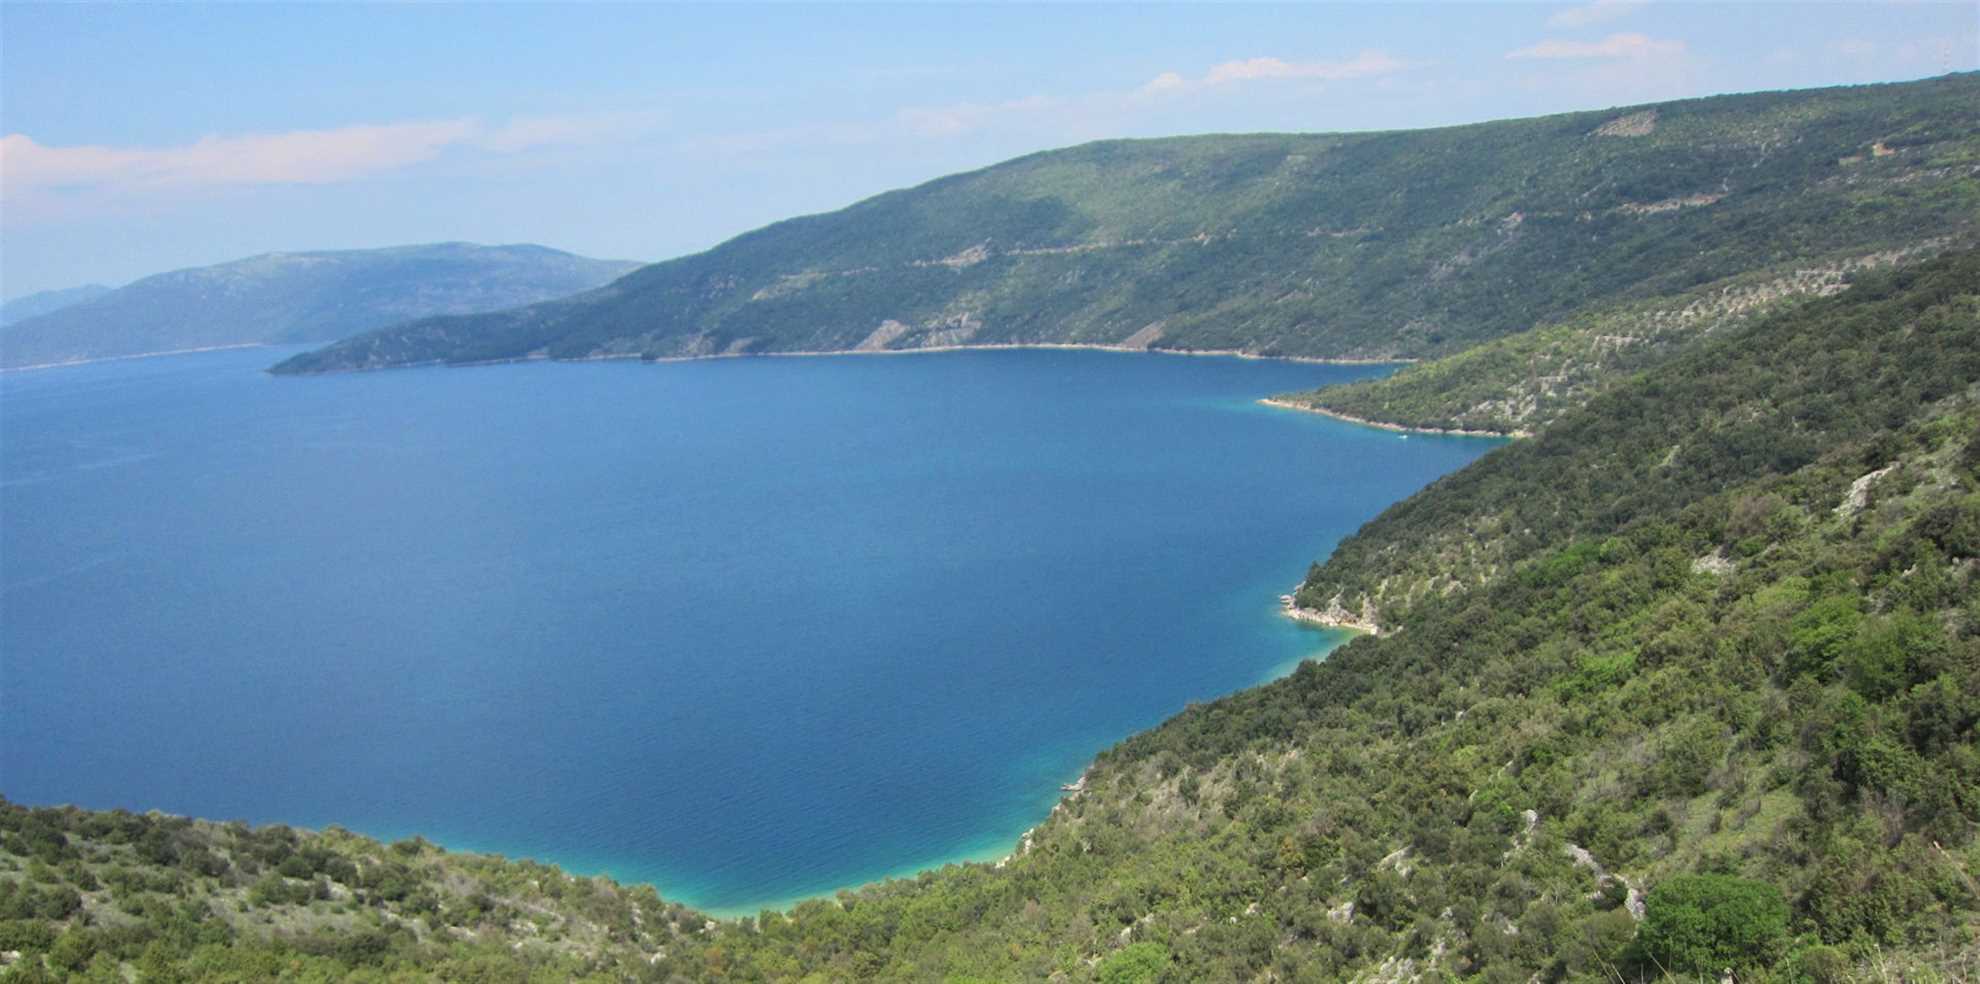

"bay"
[0,346,1498,914]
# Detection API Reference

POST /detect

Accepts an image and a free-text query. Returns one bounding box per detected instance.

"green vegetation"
[1636,874,1790,976]
[0,805,701,982]
[0,244,640,370]
[274,74,1979,375]
[10,253,1977,981]
[1271,242,1957,436]
[1292,248,1980,630]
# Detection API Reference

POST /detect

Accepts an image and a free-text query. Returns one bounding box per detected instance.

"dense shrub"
[1636,874,1790,975]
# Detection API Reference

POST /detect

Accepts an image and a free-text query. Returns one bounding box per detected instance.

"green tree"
[45,926,95,973]
[1636,874,1789,976]
[1561,909,1638,980]
[1097,942,1169,984]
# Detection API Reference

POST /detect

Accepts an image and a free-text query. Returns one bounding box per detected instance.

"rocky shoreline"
[5,342,270,373]
[280,343,1412,375]
[1257,397,1528,439]
[1278,592,1383,635]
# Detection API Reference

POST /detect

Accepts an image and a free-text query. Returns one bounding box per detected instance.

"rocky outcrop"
[1280,591,1382,635]
[856,320,911,351]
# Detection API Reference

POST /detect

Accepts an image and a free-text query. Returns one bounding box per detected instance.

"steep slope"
[1271,240,1959,437]
[0,244,641,370]
[0,286,113,328]
[7,253,1975,982]
[1289,255,1980,630]
[273,74,1980,375]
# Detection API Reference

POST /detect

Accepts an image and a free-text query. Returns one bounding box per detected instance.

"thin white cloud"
[1141,51,1410,96]
[1546,0,1647,30]
[475,111,663,154]
[1,112,662,210]
[1,121,476,195]
[1507,33,1686,60]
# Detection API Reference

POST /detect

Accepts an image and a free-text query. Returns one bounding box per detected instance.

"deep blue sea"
[0,346,1498,914]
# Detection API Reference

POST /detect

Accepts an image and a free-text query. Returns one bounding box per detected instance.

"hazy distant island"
[0,285,113,328]
[0,243,641,371]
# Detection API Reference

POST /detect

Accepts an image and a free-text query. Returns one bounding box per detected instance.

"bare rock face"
[1691,550,1737,576]
[1118,323,1165,350]
[1565,842,1645,919]
[1837,463,1898,517]
[856,320,911,351]
[1592,109,1658,138]
[1280,591,1383,635]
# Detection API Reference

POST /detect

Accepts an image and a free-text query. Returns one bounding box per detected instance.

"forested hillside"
[8,252,1975,982]
[1270,241,1957,437]
[273,74,1978,375]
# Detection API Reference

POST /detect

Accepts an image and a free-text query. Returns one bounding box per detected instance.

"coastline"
[1278,591,1382,636]
[419,824,1031,922]
[682,587,1373,915]
[2,342,270,374]
[280,341,1414,375]
[743,342,1408,367]
[11,602,1358,923]
[58,343,1403,919]
[626,585,1368,916]
[310,597,1366,919]
[1257,397,1529,439]
[296,771,1090,920]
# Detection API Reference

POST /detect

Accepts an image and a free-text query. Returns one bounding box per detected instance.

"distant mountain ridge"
[275,73,1978,375]
[0,243,641,370]
[0,285,115,328]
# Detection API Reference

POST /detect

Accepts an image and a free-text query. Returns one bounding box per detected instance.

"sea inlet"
[0,345,1500,914]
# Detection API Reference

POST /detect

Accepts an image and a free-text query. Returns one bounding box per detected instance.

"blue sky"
[2,2,1974,298]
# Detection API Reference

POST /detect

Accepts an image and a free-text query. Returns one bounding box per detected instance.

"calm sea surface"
[0,346,1498,913]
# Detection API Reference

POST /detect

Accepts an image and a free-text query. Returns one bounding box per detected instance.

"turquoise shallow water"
[0,346,1499,914]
